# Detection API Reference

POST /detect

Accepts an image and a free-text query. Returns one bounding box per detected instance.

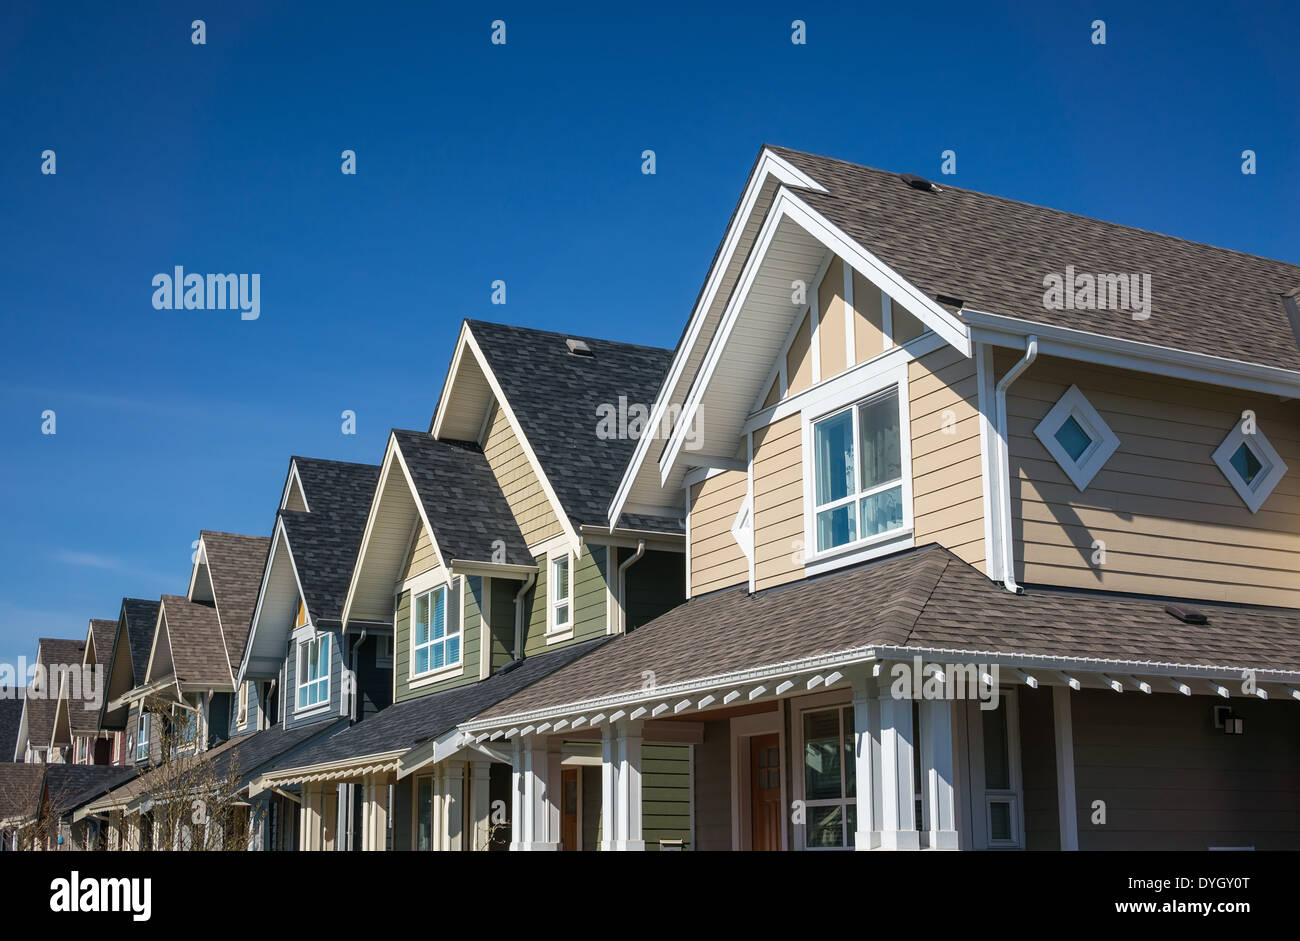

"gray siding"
[693,720,732,850]
[1018,685,1060,851]
[284,628,344,731]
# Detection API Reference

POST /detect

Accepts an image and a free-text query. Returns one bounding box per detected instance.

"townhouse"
[252,321,688,850]
[49,618,117,765]
[457,146,1300,851]
[11,638,84,764]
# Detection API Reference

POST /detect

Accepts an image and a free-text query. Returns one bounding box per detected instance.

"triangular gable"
[99,599,158,729]
[281,461,310,512]
[240,518,309,683]
[143,602,177,690]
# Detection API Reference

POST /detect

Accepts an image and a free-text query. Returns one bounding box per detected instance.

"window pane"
[842,706,856,799]
[813,410,855,505]
[816,504,857,552]
[859,485,904,537]
[989,800,1012,842]
[804,805,844,849]
[555,602,569,626]
[982,705,1010,791]
[1054,414,1093,462]
[446,637,460,665]
[432,642,445,670]
[554,557,569,601]
[415,593,430,645]
[430,590,445,640]
[1230,442,1263,485]
[804,710,844,801]
[846,803,857,848]
[858,390,901,490]
[415,648,430,675]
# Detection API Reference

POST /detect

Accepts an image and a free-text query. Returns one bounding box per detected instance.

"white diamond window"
[731,495,754,562]
[1032,385,1120,491]
[1212,421,1287,513]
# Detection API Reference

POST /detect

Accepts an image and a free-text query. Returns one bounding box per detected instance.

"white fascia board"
[429,320,473,438]
[606,149,829,530]
[279,459,310,512]
[240,518,291,686]
[339,434,403,629]
[964,308,1300,398]
[391,441,449,575]
[184,536,208,603]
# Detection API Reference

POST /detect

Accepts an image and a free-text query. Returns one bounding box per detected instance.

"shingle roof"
[390,430,532,567]
[201,531,272,663]
[266,639,605,773]
[119,598,160,686]
[464,320,680,531]
[277,459,380,623]
[157,595,231,689]
[206,718,348,789]
[22,689,59,747]
[769,146,1300,372]
[65,691,101,739]
[38,638,85,670]
[0,700,25,761]
[44,764,136,816]
[87,619,116,664]
[472,545,1300,721]
[0,764,45,823]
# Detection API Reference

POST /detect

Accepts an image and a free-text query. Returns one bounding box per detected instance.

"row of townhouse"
[3,145,1299,851]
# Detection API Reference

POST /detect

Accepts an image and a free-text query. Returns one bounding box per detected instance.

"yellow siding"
[817,258,849,378]
[482,402,563,547]
[785,313,813,396]
[892,297,927,345]
[753,415,804,590]
[909,345,985,571]
[852,270,886,364]
[1005,352,1300,606]
[689,471,749,595]
[405,524,437,580]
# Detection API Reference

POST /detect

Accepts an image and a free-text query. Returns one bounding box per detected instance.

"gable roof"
[119,598,161,687]
[391,430,531,567]
[0,699,22,760]
[19,690,58,752]
[153,595,232,690]
[86,619,116,665]
[199,531,272,662]
[0,764,46,825]
[770,146,1300,373]
[43,764,137,817]
[37,637,85,672]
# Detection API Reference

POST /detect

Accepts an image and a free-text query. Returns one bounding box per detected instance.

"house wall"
[752,414,804,591]
[394,576,474,702]
[283,628,344,731]
[1004,353,1300,606]
[688,470,749,596]
[354,633,393,719]
[482,402,563,546]
[522,545,608,656]
[642,744,692,850]
[618,547,686,630]
[1018,685,1060,851]
[693,719,732,850]
[488,577,518,669]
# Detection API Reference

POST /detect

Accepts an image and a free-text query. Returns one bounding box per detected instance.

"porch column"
[615,720,645,851]
[509,740,525,851]
[1053,686,1079,851]
[517,736,560,850]
[362,775,388,850]
[299,786,311,851]
[851,674,881,850]
[469,760,492,851]
[919,698,959,849]
[431,768,445,851]
[443,760,465,851]
[600,723,617,851]
[876,687,920,850]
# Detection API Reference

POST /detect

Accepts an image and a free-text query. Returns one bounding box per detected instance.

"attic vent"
[566,338,594,357]
[934,293,965,308]
[1165,604,1209,625]
[900,173,943,194]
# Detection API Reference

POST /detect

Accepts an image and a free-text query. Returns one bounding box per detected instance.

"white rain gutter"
[994,335,1037,594]
[513,572,537,660]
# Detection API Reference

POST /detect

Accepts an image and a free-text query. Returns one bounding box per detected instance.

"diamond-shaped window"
[1032,385,1120,491]
[1213,420,1287,513]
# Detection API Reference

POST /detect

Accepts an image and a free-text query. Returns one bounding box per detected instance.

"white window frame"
[237,681,250,727]
[296,633,331,712]
[792,692,858,851]
[77,737,88,764]
[962,690,1025,850]
[135,713,150,762]
[730,495,754,563]
[1032,385,1120,491]
[411,585,460,679]
[1212,419,1288,513]
[800,362,914,574]
[547,552,575,641]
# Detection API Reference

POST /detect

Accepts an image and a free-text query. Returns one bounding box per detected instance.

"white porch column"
[615,720,645,851]
[877,688,920,850]
[1053,686,1079,851]
[361,775,388,851]
[600,723,617,851]
[545,741,563,848]
[919,698,958,850]
[517,736,559,851]
[469,760,492,851]
[509,740,525,851]
[431,768,445,851]
[851,674,881,850]
[443,760,465,851]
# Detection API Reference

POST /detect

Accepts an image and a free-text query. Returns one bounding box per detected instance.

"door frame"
[729,704,787,851]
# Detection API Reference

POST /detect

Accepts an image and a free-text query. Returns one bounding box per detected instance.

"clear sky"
[1,0,1296,661]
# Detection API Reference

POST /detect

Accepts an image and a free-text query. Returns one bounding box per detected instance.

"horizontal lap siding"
[693,720,732,850]
[524,546,610,656]
[910,344,985,570]
[489,576,518,669]
[753,414,804,590]
[395,577,473,702]
[689,470,749,595]
[642,744,692,850]
[483,403,562,546]
[405,526,437,580]
[1004,353,1300,606]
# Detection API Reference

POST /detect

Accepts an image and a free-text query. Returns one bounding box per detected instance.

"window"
[413,587,458,676]
[76,737,88,764]
[173,705,198,753]
[549,554,572,632]
[236,681,250,727]
[811,387,905,553]
[375,634,393,667]
[731,496,754,562]
[983,704,1018,847]
[135,713,150,761]
[1212,419,1287,513]
[296,634,330,709]
[1032,385,1119,491]
[802,706,856,848]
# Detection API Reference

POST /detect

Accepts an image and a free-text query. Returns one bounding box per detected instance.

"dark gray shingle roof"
[38,638,85,670]
[0,700,24,761]
[45,764,137,816]
[770,146,1300,372]
[120,598,160,686]
[0,764,46,822]
[87,619,117,664]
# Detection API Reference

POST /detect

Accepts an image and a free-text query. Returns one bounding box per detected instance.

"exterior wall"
[354,633,393,720]
[522,545,608,657]
[394,576,474,702]
[619,547,686,630]
[643,744,692,850]
[693,719,732,850]
[405,526,437,580]
[688,470,749,596]
[1005,353,1300,606]
[753,414,804,591]
[284,628,345,730]
[488,577,518,669]
[817,257,848,377]
[482,403,563,547]
[785,313,813,396]
[910,343,985,571]
[1070,690,1300,850]
[581,765,602,849]
[1018,685,1061,851]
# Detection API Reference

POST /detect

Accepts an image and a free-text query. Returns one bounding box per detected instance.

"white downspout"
[513,573,537,660]
[349,628,368,722]
[994,336,1038,594]
[616,540,646,634]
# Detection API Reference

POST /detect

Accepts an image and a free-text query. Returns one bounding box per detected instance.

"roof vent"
[566,338,594,357]
[934,293,965,308]
[900,173,942,194]
[1165,603,1209,625]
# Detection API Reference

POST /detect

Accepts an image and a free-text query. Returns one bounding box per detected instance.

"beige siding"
[785,313,813,396]
[753,414,804,590]
[404,524,437,580]
[482,402,563,547]
[891,296,927,345]
[689,470,749,595]
[817,257,849,379]
[1005,352,1300,606]
[852,270,887,364]
[909,344,985,571]
[762,376,780,409]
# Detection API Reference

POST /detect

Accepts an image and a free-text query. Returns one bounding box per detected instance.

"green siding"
[489,577,518,669]
[523,545,609,657]
[395,576,480,702]
[643,744,692,850]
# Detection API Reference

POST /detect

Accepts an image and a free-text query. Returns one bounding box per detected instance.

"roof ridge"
[466,318,673,354]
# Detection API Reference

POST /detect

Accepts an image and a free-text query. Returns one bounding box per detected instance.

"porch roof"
[461,545,1300,732]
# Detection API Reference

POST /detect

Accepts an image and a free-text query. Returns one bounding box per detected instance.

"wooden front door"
[750,733,782,851]
[561,768,579,850]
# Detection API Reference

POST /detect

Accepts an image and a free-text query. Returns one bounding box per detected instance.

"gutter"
[512,572,536,660]
[616,540,646,633]
[349,627,368,722]
[993,335,1037,593]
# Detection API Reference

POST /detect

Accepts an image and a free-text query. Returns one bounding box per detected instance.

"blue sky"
[0,0,1296,660]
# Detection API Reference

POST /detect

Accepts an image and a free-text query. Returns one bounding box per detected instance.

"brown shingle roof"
[87,619,117,665]
[157,595,232,689]
[22,689,59,747]
[770,146,1300,372]
[0,764,45,823]
[201,531,271,665]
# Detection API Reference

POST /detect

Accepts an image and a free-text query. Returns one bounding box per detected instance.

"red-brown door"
[750,734,782,851]
[561,768,579,851]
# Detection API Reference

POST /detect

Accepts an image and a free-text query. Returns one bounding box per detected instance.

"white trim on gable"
[281,460,311,512]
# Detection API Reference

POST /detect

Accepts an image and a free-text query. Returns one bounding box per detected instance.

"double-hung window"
[811,386,905,553]
[413,586,458,675]
[549,554,572,632]
[297,634,330,709]
[135,713,151,761]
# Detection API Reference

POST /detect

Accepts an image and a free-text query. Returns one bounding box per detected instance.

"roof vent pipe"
[994,335,1038,594]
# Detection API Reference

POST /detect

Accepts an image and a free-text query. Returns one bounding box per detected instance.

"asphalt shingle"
[201,531,272,663]
[157,595,231,689]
